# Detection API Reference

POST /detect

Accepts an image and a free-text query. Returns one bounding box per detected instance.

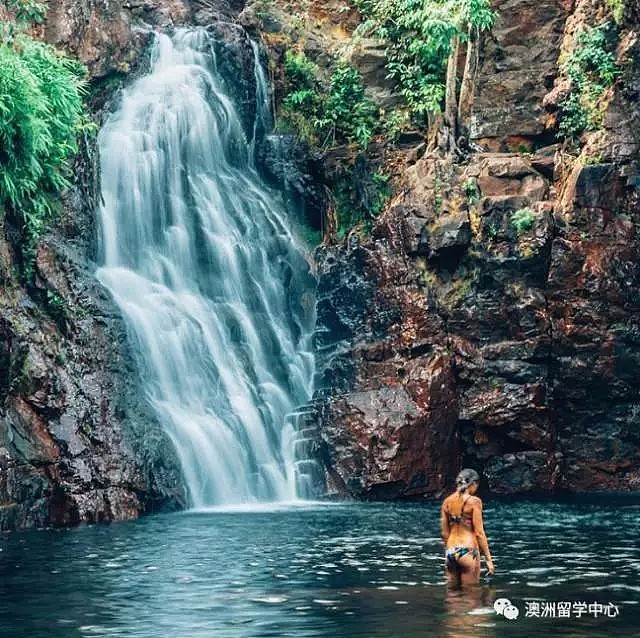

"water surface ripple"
[1,502,638,637]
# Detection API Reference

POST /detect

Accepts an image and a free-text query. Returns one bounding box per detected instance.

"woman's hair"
[456,468,480,493]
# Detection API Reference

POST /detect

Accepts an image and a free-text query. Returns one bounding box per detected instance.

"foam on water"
[188,501,341,514]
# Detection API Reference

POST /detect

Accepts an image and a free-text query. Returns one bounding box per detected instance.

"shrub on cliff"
[281,50,324,144]
[280,50,380,150]
[317,63,379,149]
[353,0,495,132]
[511,208,535,236]
[279,50,385,238]
[0,2,88,271]
[558,22,621,139]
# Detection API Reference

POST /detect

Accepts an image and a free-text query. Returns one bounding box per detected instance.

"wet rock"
[470,0,569,149]
[44,0,192,79]
[208,21,260,138]
[315,85,639,498]
[274,0,640,499]
[484,451,559,493]
[319,356,459,499]
[346,39,401,108]
[256,134,329,232]
[531,144,561,179]
[477,154,549,202]
[425,213,472,263]
[546,144,640,491]
[400,214,430,256]
[194,0,246,25]
[0,235,186,531]
[314,199,460,498]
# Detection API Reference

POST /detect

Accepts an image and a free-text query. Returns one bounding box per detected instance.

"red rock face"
[0,0,217,530]
[44,0,193,78]
[314,10,640,496]
[547,160,640,492]
[315,151,560,498]
[471,0,570,150]
[42,0,246,79]
[0,225,187,530]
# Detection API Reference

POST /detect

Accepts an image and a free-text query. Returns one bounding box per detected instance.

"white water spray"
[97,29,316,507]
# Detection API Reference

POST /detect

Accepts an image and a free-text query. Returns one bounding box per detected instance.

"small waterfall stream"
[96,28,317,507]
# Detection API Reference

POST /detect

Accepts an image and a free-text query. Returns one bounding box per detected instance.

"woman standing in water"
[440,469,495,587]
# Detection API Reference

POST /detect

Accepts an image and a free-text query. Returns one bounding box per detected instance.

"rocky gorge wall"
[311,0,640,499]
[0,0,255,531]
[0,0,187,532]
[1,0,638,532]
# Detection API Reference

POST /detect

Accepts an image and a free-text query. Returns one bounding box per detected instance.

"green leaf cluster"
[0,29,87,264]
[462,177,480,204]
[605,0,625,24]
[0,0,46,42]
[317,63,379,148]
[281,50,380,149]
[354,0,495,118]
[558,22,621,139]
[510,207,535,236]
[7,0,46,23]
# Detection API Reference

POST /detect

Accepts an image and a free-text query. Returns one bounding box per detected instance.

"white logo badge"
[494,597,520,620]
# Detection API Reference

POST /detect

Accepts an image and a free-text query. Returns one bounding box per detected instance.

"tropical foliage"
[0,1,87,270]
[318,63,379,149]
[558,22,621,139]
[353,0,496,119]
[281,50,380,149]
[279,49,389,238]
[511,208,535,235]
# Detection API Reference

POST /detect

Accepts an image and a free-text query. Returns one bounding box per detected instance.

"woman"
[440,468,495,587]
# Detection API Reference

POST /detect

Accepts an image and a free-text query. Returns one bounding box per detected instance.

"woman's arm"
[471,498,495,575]
[440,500,450,545]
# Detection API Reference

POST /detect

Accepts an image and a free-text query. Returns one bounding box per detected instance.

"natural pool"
[1,501,638,637]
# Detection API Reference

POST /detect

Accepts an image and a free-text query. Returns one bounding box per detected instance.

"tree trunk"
[458,27,480,142]
[443,34,460,152]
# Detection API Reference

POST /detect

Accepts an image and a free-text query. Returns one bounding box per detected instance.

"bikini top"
[447,495,473,527]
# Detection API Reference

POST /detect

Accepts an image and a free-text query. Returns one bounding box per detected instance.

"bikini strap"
[447,493,472,522]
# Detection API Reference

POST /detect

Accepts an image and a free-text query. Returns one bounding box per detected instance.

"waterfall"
[96,28,317,507]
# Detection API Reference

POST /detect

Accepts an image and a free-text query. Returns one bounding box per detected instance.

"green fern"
[558,22,621,139]
[0,32,87,270]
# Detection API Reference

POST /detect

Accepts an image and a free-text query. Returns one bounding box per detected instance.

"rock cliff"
[312,0,640,498]
[2,0,638,531]
[0,0,250,530]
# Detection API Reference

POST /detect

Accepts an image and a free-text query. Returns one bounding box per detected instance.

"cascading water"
[96,28,317,507]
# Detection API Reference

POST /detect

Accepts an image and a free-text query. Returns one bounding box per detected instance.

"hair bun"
[455,468,480,491]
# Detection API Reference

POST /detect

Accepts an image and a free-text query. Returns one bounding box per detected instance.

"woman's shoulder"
[442,492,482,509]
[466,495,483,508]
[441,492,457,508]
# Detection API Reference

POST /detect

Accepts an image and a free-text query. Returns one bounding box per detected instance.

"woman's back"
[442,491,479,548]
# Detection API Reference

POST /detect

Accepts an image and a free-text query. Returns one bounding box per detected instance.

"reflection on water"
[0,502,639,637]
[444,585,497,637]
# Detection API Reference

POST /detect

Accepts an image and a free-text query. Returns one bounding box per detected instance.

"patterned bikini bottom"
[445,545,479,568]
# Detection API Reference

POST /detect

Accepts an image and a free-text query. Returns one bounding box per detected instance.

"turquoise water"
[1,502,638,637]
